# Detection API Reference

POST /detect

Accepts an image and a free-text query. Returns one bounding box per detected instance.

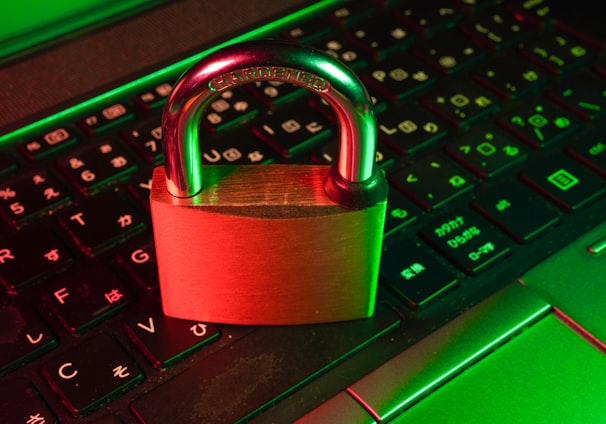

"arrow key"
[124,304,220,369]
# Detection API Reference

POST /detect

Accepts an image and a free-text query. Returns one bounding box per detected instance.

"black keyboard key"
[252,102,333,158]
[0,378,57,423]
[412,29,485,75]
[58,191,145,257]
[421,210,512,274]
[202,88,260,132]
[0,305,57,374]
[116,235,159,292]
[390,154,475,210]
[497,98,580,148]
[504,0,553,28]
[122,118,163,164]
[546,70,606,120]
[19,127,78,161]
[42,334,143,415]
[283,16,333,42]
[0,225,73,291]
[459,9,533,50]
[519,31,593,75]
[78,103,135,135]
[471,55,548,100]
[445,126,528,178]
[421,81,499,129]
[58,140,138,193]
[43,263,133,334]
[0,169,71,227]
[378,103,449,156]
[346,14,416,60]
[380,239,458,310]
[311,138,395,171]
[327,2,378,27]
[362,54,438,101]
[395,0,462,35]
[472,182,561,242]
[384,190,421,236]
[124,305,220,369]
[310,36,368,71]
[127,166,154,209]
[519,154,606,212]
[130,303,400,423]
[133,82,173,111]
[565,127,606,178]
[202,128,276,165]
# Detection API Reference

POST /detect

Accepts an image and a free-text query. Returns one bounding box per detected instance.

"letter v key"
[136,317,155,333]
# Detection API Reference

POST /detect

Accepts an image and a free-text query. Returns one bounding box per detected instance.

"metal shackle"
[161,40,385,206]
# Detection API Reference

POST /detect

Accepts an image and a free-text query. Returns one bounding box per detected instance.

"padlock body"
[150,164,386,325]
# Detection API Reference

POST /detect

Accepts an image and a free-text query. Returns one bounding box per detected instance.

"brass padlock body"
[151,164,386,325]
[150,40,388,325]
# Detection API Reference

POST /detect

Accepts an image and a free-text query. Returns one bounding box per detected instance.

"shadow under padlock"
[150,40,388,325]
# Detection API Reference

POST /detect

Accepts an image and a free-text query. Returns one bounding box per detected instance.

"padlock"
[150,40,388,325]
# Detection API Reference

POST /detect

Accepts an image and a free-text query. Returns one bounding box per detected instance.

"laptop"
[1,0,605,422]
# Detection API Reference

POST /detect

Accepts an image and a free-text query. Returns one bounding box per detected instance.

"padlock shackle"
[162,40,379,199]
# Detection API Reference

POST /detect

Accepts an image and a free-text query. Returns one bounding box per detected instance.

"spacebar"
[130,302,400,424]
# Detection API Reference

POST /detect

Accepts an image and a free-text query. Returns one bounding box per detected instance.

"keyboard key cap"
[471,55,548,100]
[412,29,485,75]
[283,16,332,42]
[421,81,499,129]
[202,88,260,132]
[58,191,145,257]
[384,190,421,236]
[122,118,163,164]
[78,103,135,135]
[445,126,528,178]
[378,103,449,156]
[58,140,138,193]
[202,128,276,165]
[19,127,78,161]
[133,82,173,111]
[252,102,333,159]
[565,127,606,177]
[130,302,400,423]
[362,54,438,101]
[472,182,561,242]
[124,305,220,369]
[0,170,71,227]
[421,210,512,274]
[311,138,395,171]
[346,14,416,60]
[380,239,458,309]
[519,31,593,75]
[0,225,73,291]
[43,263,133,334]
[519,154,606,212]
[327,2,378,27]
[395,0,462,35]
[0,305,57,374]
[390,154,475,210]
[546,70,606,120]
[459,9,534,50]
[42,334,143,415]
[0,378,57,423]
[504,0,554,27]
[0,152,17,176]
[310,36,368,71]
[497,98,580,148]
[115,235,159,292]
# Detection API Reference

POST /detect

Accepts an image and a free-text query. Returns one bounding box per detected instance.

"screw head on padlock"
[150,40,388,325]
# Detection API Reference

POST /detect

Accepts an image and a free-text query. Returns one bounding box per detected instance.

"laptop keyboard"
[2,0,606,422]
